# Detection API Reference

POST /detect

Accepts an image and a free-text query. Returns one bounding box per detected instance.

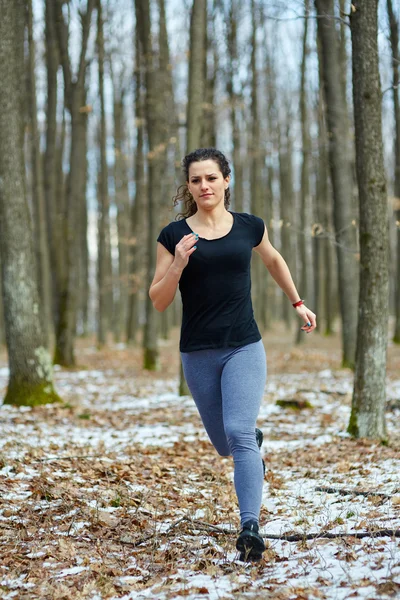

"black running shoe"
[236,519,265,562]
[255,427,263,449]
[255,428,266,475]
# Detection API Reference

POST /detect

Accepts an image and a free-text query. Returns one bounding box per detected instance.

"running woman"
[149,148,317,561]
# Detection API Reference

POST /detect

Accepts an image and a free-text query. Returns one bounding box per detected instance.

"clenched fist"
[173,233,198,271]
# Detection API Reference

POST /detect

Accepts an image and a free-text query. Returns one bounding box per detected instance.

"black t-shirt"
[157,212,265,352]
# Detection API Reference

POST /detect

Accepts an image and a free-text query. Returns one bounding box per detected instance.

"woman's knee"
[225,425,256,451]
[214,440,231,457]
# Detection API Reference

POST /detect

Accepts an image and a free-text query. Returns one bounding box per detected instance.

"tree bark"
[44,0,62,332]
[315,0,359,368]
[0,0,60,406]
[186,0,207,152]
[27,0,52,349]
[296,0,311,345]
[127,24,146,345]
[112,86,130,343]
[53,0,95,366]
[278,122,295,329]
[387,0,400,344]
[201,2,217,148]
[226,1,244,213]
[249,0,265,328]
[316,35,335,335]
[348,0,389,441]
[97,0,112,346]
[136,0,169,369]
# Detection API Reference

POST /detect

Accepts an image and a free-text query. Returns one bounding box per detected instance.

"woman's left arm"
[254,226,317,333]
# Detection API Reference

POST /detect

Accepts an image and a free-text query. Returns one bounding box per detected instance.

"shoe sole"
[236,531,265,561]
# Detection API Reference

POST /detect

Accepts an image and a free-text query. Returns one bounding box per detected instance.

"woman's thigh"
[181,349,230,456]
[221,340,267,432]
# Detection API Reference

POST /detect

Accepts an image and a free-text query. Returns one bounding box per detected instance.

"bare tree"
[0,0,60,406]
[226,0,244,213]
[296,0,311,345]
[348,0,389,440]
[97,0,112,346]
[53,0,95,365]
[186,0,207,152]
[315,0,359,368]
[387,0,400,344]
[315,34,335,335]
[44,0,63,333]
[127,22,146,345]
[27,0,52,349]
[136,0,169,369]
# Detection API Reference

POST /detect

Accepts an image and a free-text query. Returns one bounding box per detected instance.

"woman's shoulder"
[233,212,265,246]
[159,218,187,231]
[233,212,264,225]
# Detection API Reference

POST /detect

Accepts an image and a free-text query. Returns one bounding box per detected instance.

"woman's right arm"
[149,233,197,312]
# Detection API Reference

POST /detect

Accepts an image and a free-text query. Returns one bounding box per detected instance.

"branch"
[118,516,400,544]
[382,85,399,96]
[53,0,72,104]
[315,485,395,501]
[76,0,96,90]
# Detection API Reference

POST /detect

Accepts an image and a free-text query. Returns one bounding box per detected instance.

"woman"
[149,148,316,561]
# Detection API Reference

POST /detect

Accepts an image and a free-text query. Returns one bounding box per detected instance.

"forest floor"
[1,324,400,600]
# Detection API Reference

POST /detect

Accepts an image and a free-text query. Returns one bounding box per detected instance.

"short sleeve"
[252,215,265,247]
[157,222,176,255]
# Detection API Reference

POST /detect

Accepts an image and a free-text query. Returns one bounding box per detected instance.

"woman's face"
[187,160,230,211]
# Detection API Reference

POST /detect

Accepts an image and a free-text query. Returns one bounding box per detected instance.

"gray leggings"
[181,340,267,525]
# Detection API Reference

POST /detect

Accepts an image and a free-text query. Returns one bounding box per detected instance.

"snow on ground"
[0,363,399,599]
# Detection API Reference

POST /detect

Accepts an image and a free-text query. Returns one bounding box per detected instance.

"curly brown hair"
[173,148,231,220]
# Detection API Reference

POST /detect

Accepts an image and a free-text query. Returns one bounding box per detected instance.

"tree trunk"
[296,0,311,345]
[278,123,295,329]
[136,0,168,370]
[97,0,112,346]
[0,254,5,346]
[127,26,146,345]
[249,0,265,328]
[201,3,217,148]
[315,31,335,334]
[75,94,90,338]
[27,0,52,349]
[53,0,95,366]
[348,0,389,441]
[226,1,244,213]
[186,0,207,152]
[113,88,130,343]
[44,0,61,332]
[315,0,359,368]
[0,0,60,406]
[387,0,400,343]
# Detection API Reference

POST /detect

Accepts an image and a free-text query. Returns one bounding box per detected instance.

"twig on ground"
[181,518,400,541]
[315,486,395,500]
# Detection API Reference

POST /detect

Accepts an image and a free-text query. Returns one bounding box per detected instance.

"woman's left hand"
[296,304,317,333]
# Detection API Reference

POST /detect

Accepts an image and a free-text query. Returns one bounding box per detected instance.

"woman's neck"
[190,206,231,229]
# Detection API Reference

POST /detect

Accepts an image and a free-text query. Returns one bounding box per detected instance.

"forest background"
[1,1,400,598]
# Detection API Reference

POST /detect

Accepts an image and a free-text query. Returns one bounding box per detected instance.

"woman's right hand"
[173,233,198,271]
